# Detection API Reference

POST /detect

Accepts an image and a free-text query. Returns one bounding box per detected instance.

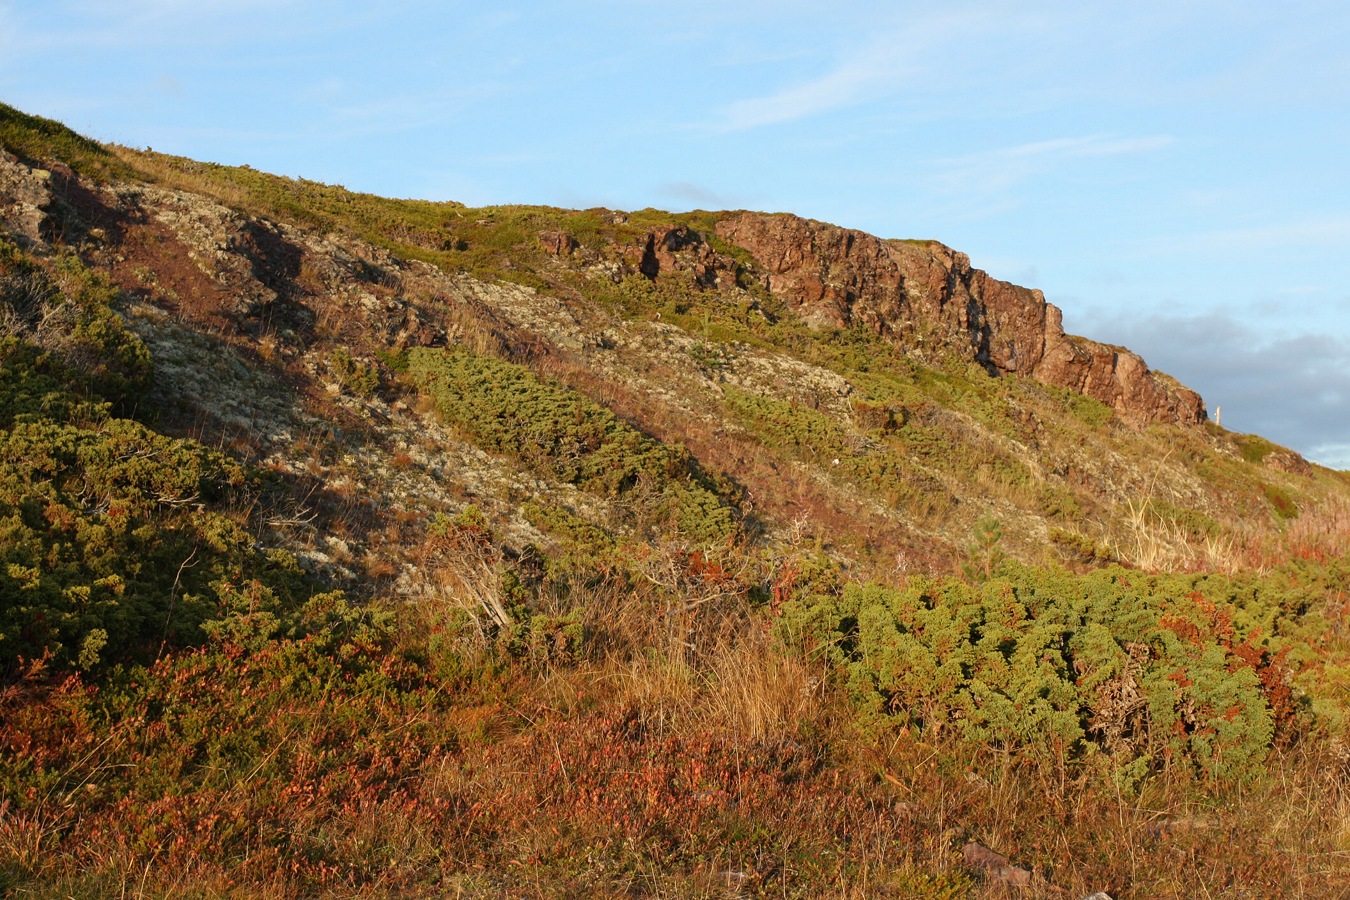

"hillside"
[2,103,1349,898]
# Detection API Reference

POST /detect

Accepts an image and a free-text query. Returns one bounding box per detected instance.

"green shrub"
[406,347,738,544]
[0,410,323,671]
[1061,388,1115,429]
[521,500,617,555]
[0,317,328,673]
[423,507,588,664]
[1,250,152,413]
[328,347,379,396]
[961,516,1006,582]
[777,562,1296,784]
[0,336,107,427]
[1236,434,1280,465]
[1048,526,1112,565]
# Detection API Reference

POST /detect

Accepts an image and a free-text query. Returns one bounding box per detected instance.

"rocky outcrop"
[713,212,1205,426]
[538,230,577,256]
[1264,449,1312,476]
[627,225,739,290]
[0,150,55,249]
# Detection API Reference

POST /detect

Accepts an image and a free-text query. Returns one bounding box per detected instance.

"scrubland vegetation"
[2,104,1349,897]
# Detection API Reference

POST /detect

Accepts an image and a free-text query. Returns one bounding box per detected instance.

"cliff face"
[2,138,1206,430]
[713,212,1205,426]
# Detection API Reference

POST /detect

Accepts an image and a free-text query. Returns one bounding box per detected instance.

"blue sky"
[3,1,1349,467]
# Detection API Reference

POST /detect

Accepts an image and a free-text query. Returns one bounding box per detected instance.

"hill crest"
[0,101,1337,581]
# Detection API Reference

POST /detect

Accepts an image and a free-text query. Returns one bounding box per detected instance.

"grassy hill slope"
[2,103,1348,898]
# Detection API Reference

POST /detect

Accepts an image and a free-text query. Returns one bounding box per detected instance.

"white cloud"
[72,0,284,15]
[707,9,1000,131]
[155,73,183,96]
[9,0,307,55]
[713,44,910,130]
[1078,309,1350,467]
[998,135,1175,159]
[932,133,1174,196]
[0,5,18,46]
[1307,442,1350,470]
[1148,216,1350,255]
[316,77,509,141]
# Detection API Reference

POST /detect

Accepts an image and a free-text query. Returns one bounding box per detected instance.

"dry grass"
[600,618,822,745]
[6,589,1350,898]
[702,624,820,743]
[1284,494,1350,561]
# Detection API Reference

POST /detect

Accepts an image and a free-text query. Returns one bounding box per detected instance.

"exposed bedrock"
[713,212,1205,426]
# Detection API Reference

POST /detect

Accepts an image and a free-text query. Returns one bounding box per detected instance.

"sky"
[2,1,1348,467]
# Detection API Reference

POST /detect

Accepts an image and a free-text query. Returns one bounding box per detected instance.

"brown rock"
[538,230,577,255]
[633,225,736,288]
[0,150,54,249]
[961,841,1032,886]
[714,212,1206,426]
[716,211,914,333]
[1264,450,1313,476]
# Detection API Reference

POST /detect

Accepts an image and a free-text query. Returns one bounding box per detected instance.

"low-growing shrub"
[722,385,952,524]
[1,249,152,413]
[327,347,379,396]
[406,346,739,544]
[776,562,1306,785]
[0,306,327,673]
[0,102,136,181]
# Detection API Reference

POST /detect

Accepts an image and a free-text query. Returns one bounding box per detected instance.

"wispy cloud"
[1145,216,1350,255]
[329,93,459,130]
[78,0,286,17]
[707,10,995,131]
[1307,441,1350,470]
[700,4,1250,134]
[155,73,183,96]
[713,44,913,130]
[932,133,1174,196]
[988,135,1174,160]
[0,4,18,46]
[8,0,294,53]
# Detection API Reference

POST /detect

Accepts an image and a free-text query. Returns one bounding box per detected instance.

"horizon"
[2,0,1348,467]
